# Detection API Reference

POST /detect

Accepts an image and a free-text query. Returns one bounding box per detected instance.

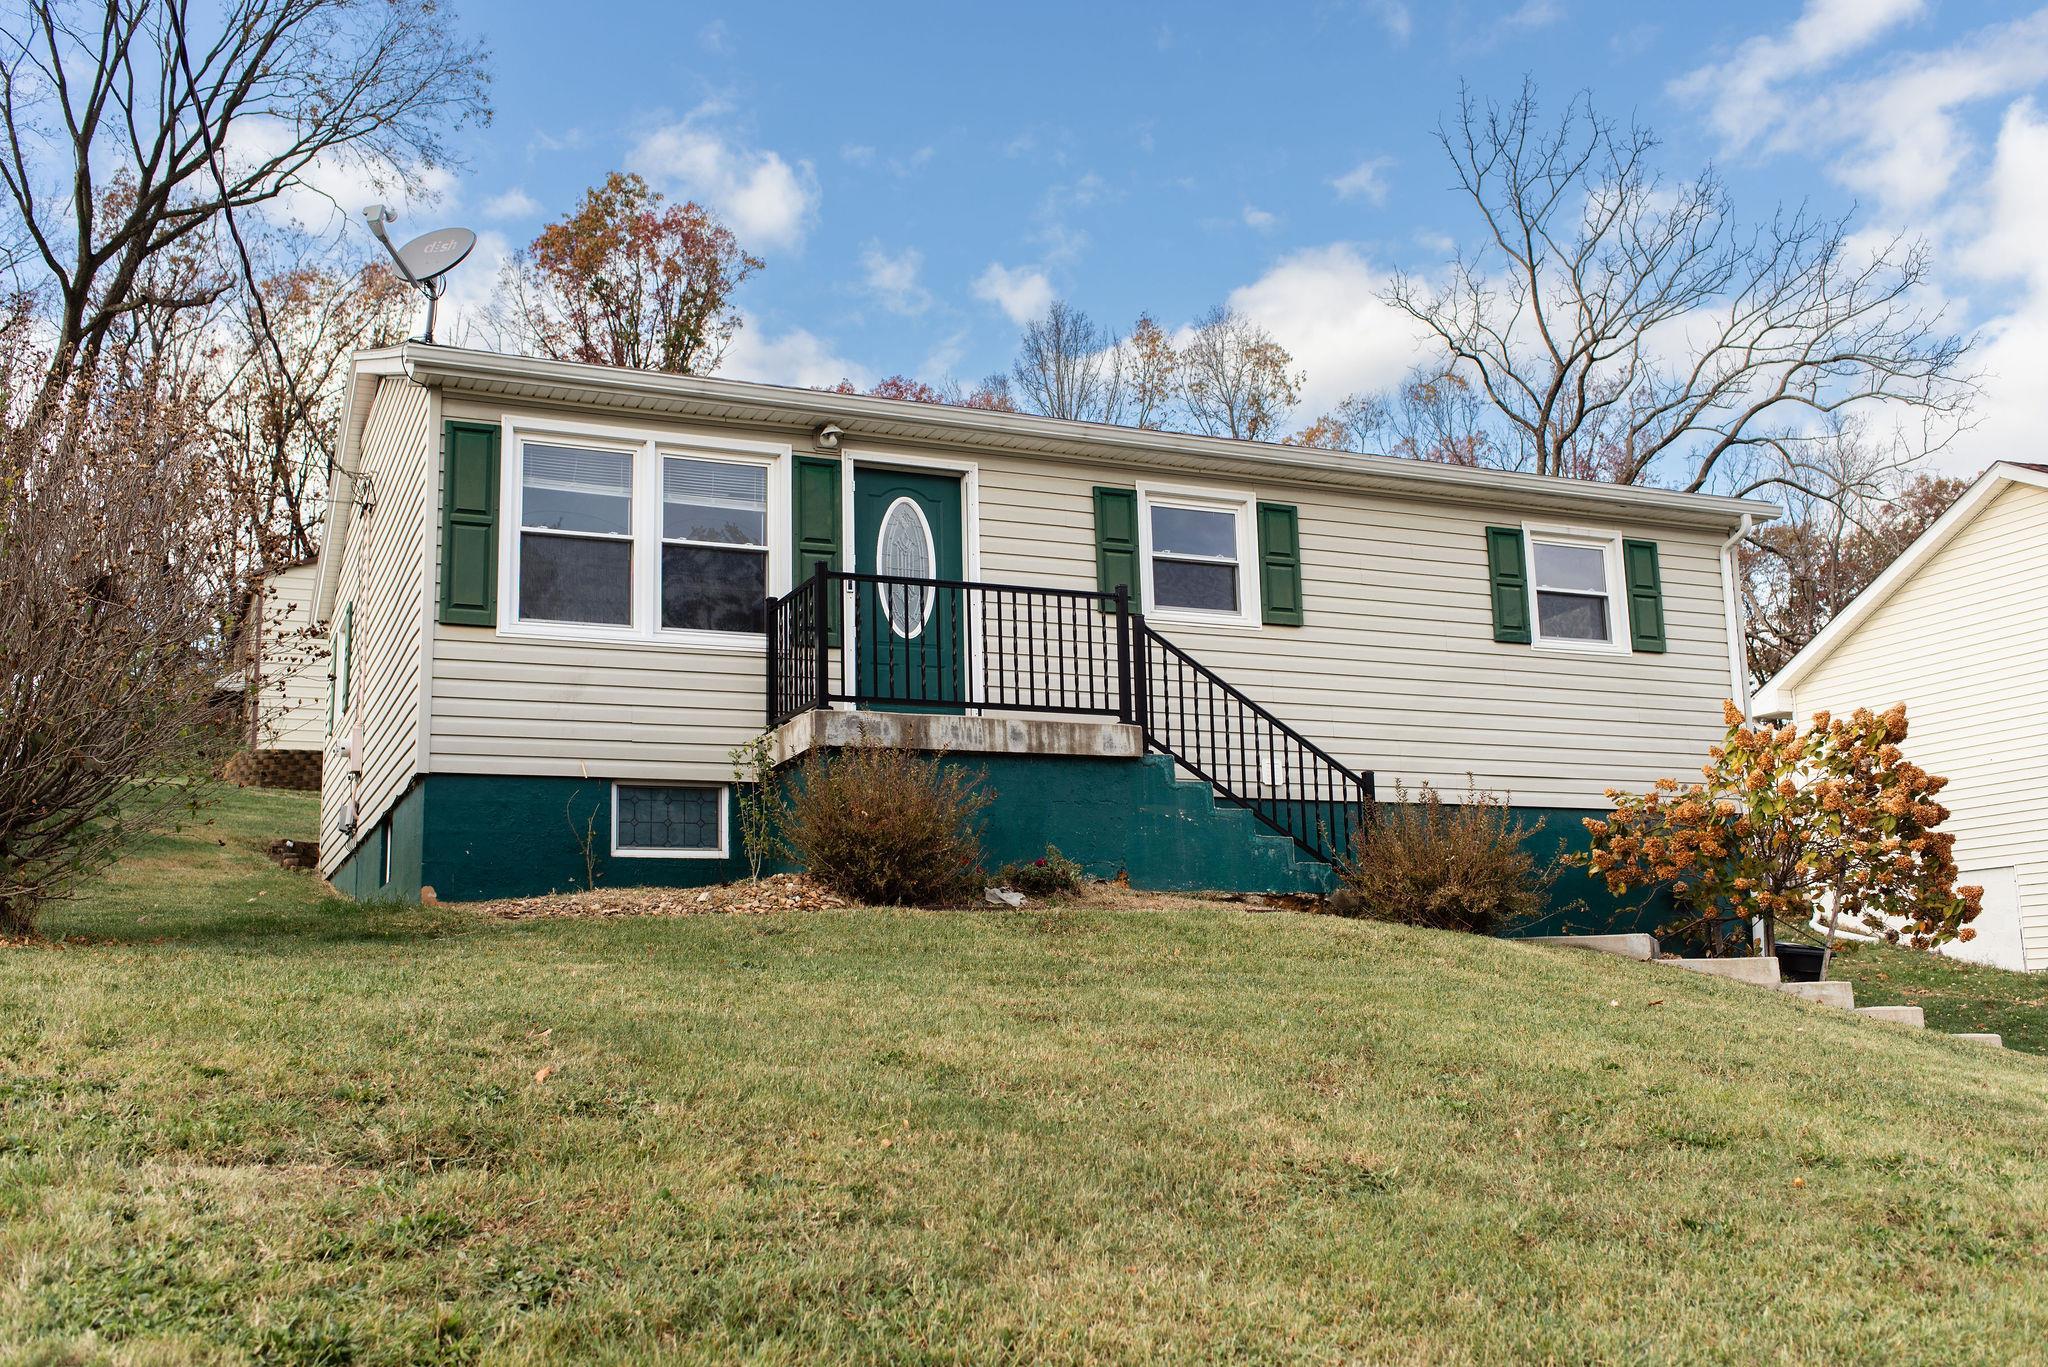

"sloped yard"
[3,786,2046,1362]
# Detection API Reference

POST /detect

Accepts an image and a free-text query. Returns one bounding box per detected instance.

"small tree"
[1178,305,1302,441]
[728,733,778,881]
[1582,702,1980,956]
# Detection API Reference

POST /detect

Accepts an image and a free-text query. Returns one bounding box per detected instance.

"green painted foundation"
[327,757,1670,934]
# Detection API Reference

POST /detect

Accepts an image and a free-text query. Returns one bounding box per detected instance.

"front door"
[851,466,966,710]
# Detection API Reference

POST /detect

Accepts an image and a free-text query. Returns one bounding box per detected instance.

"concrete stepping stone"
[1663,955,1782,987]
[1854,1005,1925,1027]
[1951,1032,2005,1047]
[1775,980,1855,1009]
[1522,933,1659,961]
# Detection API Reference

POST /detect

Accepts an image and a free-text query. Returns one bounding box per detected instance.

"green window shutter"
[1623,538,1667,653]
[339,601,354,714]
[1256,502,1304,626]
[792,453,841,644]
[1093,487,1139,612]
[1484,526,1532,644]
[438,420,500,626]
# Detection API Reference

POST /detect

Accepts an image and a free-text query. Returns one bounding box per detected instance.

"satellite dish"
[361,206,476,343]
[392,226,476,285]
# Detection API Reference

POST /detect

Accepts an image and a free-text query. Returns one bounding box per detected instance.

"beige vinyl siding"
[250,563,327,750]
[423,400,1736,808]
[319,378,432,877]
[1779,480,2048,969]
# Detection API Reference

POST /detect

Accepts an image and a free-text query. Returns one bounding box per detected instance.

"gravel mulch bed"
[476,873,850,921]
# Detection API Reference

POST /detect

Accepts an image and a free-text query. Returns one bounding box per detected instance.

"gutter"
[1721,513,1755,724]
[396,343,1780,534]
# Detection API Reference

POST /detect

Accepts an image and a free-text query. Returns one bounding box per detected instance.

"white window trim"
[610,781,730,860]
[1136,480,1261,629]
[1522,521,1629,655]
[496,415,792,653]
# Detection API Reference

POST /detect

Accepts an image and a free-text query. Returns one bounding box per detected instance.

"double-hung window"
[662,456,768,634]
[505,425,785,643]
[1527,530,1624,650]
[518,441,634,626]
[1139,486,1258,624]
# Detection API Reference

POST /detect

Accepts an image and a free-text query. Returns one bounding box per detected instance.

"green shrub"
[997,845,1085,897]
[781,745,990,907]
[1330,780,1552,935]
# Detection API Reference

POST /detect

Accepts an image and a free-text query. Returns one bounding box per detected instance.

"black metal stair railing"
[764,564,1374,865]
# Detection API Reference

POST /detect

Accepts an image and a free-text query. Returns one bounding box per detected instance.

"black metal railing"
[764,563,1374,864]
[1134,628,1374,864]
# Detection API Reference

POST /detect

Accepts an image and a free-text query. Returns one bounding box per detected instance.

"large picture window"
[518,442,633,626]
[1528,532,1622,649]
[502,424,786,646]
[662,456,769,634]
[1138,485,1257,624]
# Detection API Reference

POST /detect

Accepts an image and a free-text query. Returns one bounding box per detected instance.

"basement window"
[612,783,727,859]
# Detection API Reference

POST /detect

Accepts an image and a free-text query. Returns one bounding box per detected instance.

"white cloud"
[482,187,539,221]
[1330,156,1394,205]
[860,242,931,315]
[1242,205,1279,231]
[630,104,818,251]
[840,143,876,166]
[1365,1,1411,44]
[223,116,457,234]
[1500,1,1564,32]
[1673,0,1928,151]
[721,324,868,390]
[1225,243,1433,418]
[972,263,1055,325]
[1943,98,2048,471]
[698,19,730,53]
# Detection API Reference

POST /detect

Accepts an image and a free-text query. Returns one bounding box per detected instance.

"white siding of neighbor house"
[420,397,1739,811]
[318,378,432,878]
[1775,480,2048,971]
[249,563,327,750]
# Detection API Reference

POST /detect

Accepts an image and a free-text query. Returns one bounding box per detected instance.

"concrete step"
[1775,980,1855,1009]
[1854,1005,1925,1028]
[1523,932,1660,961]
[1952,1032,2005,1048]
[1662,955,1782,987]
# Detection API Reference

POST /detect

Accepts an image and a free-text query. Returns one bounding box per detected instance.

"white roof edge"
[314,348,408,622]
[1751,461,2048,714]
[392,342,1778,529]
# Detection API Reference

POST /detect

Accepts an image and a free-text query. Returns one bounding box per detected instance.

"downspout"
[1720,513,1755,724]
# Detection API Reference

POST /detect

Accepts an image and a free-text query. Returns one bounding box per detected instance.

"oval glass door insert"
[877,496,935,636]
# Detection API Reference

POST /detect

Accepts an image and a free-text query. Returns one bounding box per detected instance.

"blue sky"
[387,1,2048,472]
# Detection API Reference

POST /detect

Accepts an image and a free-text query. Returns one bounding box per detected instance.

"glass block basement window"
[614,785,722,853]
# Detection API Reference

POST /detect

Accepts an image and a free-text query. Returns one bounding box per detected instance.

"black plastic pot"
[1776,944,1826,982]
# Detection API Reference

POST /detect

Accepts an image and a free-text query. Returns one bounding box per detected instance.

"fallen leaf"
[534,1066,554,1084]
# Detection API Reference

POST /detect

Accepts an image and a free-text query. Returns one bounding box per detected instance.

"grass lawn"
[5,787,2048,1363]
[1830,939,2048,1054]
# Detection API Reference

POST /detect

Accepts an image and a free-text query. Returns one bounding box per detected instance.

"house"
[1753,461,2048,972]
[312,343,1773,923]
[221,559,329,790]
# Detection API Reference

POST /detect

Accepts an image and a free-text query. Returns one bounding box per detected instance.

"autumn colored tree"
[1291,366,1501,465]
[825,374,1016,410]
[1582,703,1980,958]
[1011,301,1123,422]
[1122,313,1179,431]
[499,172,761,375]
[1178,306,1301,441]
[1743,471,1966,683]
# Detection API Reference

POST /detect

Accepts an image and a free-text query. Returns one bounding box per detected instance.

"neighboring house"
[313,343,1773,922]
[1754,461,2048,973]
[222,559,329,790]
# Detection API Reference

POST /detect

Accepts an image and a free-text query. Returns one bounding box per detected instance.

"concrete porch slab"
[771,709,1145,767]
